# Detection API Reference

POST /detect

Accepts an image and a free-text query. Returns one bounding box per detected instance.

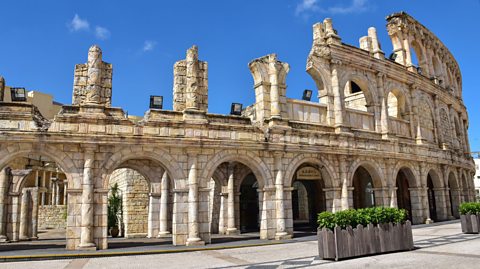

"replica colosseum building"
[0,12,475,250]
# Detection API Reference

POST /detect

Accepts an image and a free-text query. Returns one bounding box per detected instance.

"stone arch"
[0,144,79,189]
[447,171,460,218]
[410,39,428,72]
[349,159,385,208]
[201,150,272,190]
[307,64,331,104]
[100,147,185,190]
[439,107,453,145]
[341,72,377,113]
[425,168,443,188]
[392,162,420,188]
[385,84,411,120]
[348,159,385,188]
[417,93,436,142]
[284,154,336,188]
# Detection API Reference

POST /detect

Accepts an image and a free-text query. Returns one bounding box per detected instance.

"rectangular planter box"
[460,214,480,234]
[318,221,414,261]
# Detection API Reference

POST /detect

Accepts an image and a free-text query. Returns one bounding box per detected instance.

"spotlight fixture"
[149,95,163,109]
[10,87,27,102]
[230,103,243,116]
[302,89,312,101]
[388,53,397,61]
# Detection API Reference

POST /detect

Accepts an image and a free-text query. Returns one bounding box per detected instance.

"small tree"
[108,183,123,234]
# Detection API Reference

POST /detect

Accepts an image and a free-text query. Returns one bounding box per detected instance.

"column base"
[30,236,38,241]
[19,236,30,241]
[186,237,205,246]
[78,243,97,251]
[226,228,240,235]
[425,218,434,224]
[157,231,171,238]
[275,232,292,240]
[0,236,9,243]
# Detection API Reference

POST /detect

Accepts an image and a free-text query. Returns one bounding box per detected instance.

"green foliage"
[459,202,480,215]
[317,207,408,230]
[108,183,123,229]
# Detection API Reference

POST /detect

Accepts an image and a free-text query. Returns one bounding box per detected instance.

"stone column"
[218,192,227,235]
[63,180,67,205]
[331,62,347,132]
[390,186,398,208]
[226,162,239,235]
[274,153,289,240]
[147,194,156,238]
[339,156,350,210]
[158,171,171,237]
[55,179,61,206]
[268,54,281,119]
[79,148,96,249]
[186,153,204,246]
[19,188,29,240]
[41,170,46,206]
[0,168,9,241]
[30,188,39,240]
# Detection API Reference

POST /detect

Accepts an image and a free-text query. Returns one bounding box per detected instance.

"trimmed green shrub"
[459,202,480,215]
[317,207,408,230]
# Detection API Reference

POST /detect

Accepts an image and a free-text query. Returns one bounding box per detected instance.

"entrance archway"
[0,154,71,249]
[448,172,460,218]
[291,165,325,230]
[396,168,412,220]
[353,166,376,209]
[239,173,259,232]
[427,173,438,221]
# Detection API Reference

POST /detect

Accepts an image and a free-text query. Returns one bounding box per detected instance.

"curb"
[0,241,285,262]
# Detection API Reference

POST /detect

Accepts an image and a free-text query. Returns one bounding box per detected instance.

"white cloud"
[329,0,368,14]
[295,0,370,16]
[143,40,157,52]
[68,14,89,31]
[95,26,111,40]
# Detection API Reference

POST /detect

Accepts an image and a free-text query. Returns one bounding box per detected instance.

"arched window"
[387,89,407,120]
[344,80,370,112]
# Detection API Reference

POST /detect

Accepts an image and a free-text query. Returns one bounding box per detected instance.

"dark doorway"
[353,166,375,209]
[292,180,325,230]
[427,175,437,221]
[396,170,412,221]
[240,173,259,232]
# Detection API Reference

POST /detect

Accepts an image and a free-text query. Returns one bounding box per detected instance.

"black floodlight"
[230,103,243,116]
[302,89,312,101]
[416,67,423,75]
[10,88,27,102]
[388,53,397,61]
[149,95,163,109]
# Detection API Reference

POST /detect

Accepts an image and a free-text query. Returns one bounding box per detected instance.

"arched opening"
[206,160,263,241]
[109,168,149,238]
[387,89,407,120]
[431,56,443,83]
[104,158,174,248]
[427,172,438,222]
[418,101,436,142]
[448,172,460,218]
[396,168,412,220]
[291,165,326,231]
[344,80,371,112]
[353,166,376,209]
[410,40,428,74]
[239,173,259,233]
[0,154,70,250]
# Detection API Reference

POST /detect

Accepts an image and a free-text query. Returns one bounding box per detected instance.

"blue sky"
[0,0,479,151]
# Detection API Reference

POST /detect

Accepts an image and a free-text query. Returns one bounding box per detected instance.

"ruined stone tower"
[173,45,208,112]
[72,45,113,107]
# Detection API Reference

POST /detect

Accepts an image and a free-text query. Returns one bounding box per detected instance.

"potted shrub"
[459,202,480,234]
[317,207,413,261]
[108,183,123,238]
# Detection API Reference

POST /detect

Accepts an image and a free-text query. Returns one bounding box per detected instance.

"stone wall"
[38,205,66,229]
[109,168,149,238]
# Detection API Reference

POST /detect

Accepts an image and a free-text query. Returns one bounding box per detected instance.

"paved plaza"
[0,220,478,268]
